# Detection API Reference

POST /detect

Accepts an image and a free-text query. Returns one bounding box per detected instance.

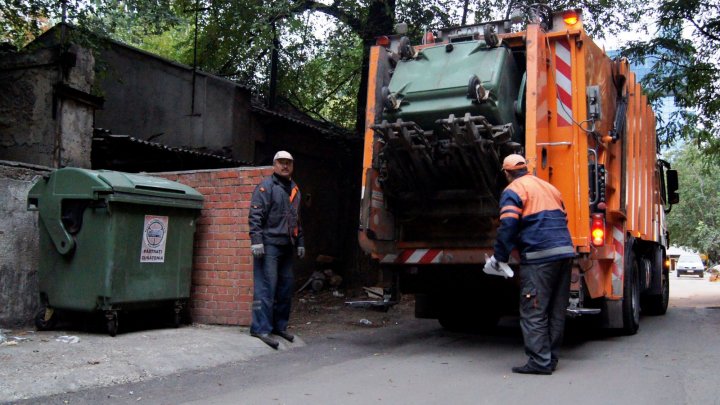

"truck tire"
[438,315,465,332]
[641,264,669,316]
[621,249,640,335]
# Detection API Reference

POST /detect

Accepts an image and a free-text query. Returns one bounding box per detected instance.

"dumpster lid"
[96,171,203,201]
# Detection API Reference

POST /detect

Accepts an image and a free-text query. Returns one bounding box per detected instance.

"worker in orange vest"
[248,151,305,349]
[485,154,575,374]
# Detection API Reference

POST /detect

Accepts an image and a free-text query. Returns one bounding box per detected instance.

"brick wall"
[157,166,272,326]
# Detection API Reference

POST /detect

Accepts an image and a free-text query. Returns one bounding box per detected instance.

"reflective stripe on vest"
[524,245,575,260]
[290,185,299,237]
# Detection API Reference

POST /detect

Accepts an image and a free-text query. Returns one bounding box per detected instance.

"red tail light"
[376,36,391,47]
[424,31,435,44]
[591,214,605,247]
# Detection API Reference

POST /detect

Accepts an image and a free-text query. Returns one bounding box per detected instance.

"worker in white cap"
[248,150,305,349]
[485,154,575,375]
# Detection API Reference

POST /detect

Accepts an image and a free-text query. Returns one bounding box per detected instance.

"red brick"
[192,292,213,301]
[214,279,234,287]
[194,263,215,271]
[216,171,240,179]
[193,308,212,316]
[212,232,236,241]
[219,302,238,310]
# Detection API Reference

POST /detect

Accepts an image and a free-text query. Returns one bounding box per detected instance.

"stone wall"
[157,167,271,326]
[0,161,51,327]
[0,44,95,168]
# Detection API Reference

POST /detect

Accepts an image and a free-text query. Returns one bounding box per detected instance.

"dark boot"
[273,330,295,343]
[251,332,279,349]
[511,363,552,375]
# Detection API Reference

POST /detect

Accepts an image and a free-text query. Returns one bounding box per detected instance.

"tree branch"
[309,70,359,112]
[289,0,363,34]
[689,17,720,43]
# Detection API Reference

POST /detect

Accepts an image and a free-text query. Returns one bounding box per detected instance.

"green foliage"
[622,0,720,155]
[0,1,184,48]
[1,0,59,48]
[666,145,720,262]
[470,0,644,39]
[6,0,694,136]
[279,22,363,128]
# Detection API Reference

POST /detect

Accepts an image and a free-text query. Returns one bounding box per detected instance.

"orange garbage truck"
[357,6,680,334]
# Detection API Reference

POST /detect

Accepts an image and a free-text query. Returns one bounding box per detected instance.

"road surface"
[18,274,720,405]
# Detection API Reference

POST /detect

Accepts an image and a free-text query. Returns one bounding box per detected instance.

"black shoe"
[511,364,552,375]
[273,330,295,342]
[550,360,558,371]
[250,332,279,349]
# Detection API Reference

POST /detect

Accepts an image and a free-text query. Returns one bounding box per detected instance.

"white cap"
[273,150,293,161]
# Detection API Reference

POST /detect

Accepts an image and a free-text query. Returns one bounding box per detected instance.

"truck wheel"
[621,249,640,335]
[438,315,465,332]
[641,258,669,316]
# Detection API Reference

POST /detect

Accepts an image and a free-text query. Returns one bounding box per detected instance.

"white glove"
[297,247,305,259]
[251,244,265,258]
[483,254,514,278]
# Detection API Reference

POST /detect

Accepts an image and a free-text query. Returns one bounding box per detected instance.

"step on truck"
[357,6,680,334]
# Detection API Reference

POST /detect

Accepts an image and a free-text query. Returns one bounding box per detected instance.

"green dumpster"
[27,168,204,336]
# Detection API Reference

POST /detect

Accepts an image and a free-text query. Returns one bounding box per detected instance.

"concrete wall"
[0,161,51,327]
[94,45,255,163]
[0,45,95,168]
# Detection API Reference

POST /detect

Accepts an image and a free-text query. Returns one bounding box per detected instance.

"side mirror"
[666,169,679,205]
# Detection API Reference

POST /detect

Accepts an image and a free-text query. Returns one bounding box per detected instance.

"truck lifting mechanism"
[355,6,679,335]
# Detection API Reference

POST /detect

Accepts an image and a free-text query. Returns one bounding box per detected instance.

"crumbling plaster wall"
[0,161,51,327]
[0,45,95,168]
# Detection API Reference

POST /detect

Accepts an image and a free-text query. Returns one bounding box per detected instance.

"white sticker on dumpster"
[140,215,169,263]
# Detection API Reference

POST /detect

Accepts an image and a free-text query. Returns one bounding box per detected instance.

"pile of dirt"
[288,290,415,339]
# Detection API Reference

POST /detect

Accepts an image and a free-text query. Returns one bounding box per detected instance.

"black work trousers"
[518,258,572,370]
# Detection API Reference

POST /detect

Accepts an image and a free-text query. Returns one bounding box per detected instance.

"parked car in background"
[676,254,706,278]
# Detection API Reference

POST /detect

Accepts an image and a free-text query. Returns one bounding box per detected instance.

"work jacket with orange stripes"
[249,174,304,247]
[493,172,575,264]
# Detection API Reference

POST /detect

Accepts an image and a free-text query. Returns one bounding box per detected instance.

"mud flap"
[602,298,624,329]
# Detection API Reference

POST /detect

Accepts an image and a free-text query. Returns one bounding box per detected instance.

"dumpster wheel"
[34,307,57,331]
[106,311,119,337]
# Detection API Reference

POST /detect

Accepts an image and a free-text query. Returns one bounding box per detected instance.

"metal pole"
[191,0,199,115]
[268,22,279,109]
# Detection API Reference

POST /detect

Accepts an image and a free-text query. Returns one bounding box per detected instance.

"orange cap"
[502,154,527,171]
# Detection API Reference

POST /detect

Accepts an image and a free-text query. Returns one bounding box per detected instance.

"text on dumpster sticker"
[140,215,169,263]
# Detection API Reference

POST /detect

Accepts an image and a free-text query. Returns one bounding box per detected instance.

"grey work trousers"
[518,258,573,370]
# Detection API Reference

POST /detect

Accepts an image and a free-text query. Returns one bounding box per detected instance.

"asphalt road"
[21,274,720,405]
